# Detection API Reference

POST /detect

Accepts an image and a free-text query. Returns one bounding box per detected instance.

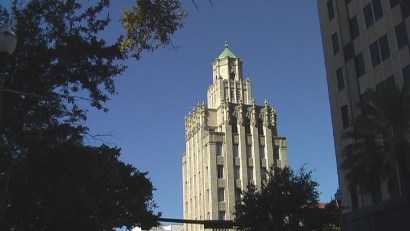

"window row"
[332,4,409,67]
[338,0,400,24]
[370,34,390,67]
[332,33,394,65]
[218,165,254,180]
[348,5,408,48]
[352,30,407,79]
[231,118,264,135]
[330,0,390,25]
[353,35,391,78]
[221,143,266,159]
[364,0,383,28]
[345,63,410,129]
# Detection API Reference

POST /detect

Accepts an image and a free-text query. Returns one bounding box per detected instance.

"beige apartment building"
[182,43,288,231]
[318,0,410,230]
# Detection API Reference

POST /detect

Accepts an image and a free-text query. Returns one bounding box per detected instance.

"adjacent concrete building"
[182,43,288,231]
[318,0,410,230]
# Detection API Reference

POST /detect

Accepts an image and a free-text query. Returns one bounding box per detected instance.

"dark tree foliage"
[342,84,410,194]
[1,144,157,231]
[0,0,186,230]
[121,0,186,59]
[235,167,340,231]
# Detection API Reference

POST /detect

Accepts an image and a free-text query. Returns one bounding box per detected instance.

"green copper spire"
[217,41,238,59]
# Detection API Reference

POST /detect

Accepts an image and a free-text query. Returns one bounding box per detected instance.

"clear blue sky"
[85,1,338,219]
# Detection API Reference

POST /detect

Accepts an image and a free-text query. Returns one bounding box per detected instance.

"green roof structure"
[217,41,238,59]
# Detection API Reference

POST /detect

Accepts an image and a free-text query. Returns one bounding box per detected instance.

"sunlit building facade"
[318,0,410,230]
[182,44,288,231]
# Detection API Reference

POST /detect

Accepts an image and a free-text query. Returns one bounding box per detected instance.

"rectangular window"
[257,121,264,135]
[232,119,238,133]
[403,1,410,19]
[370,41,381,66]
[235,189,241,202]
[327,0,335,20]
[274,147,280,159]
[245,119,251,134]
[218,211,225,220]
[343,42,355,61]
[372,0,384,21]
[390,0,400,8]
[355,53,366,77]
[247,167,254,180]
[341,105,349,129]
[233,144,239,157]
[234,166,240,179]
[246,145,252,158]
[395,22,408,50]
[364,4,374,28]
[216,142,223,156]
[331,32,340,54]
[349,16,360,39]
[370,34,391,67]
[379,34,391,61]
[218,188,225,202]
[336,67,345,91]
[259,146,265,158]
[217,165,224,179]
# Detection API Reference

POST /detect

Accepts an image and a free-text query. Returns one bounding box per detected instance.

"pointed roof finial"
[217,41,238,59]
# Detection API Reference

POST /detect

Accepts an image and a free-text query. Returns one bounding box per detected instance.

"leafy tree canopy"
[342,84,410,194]
[0,0,187,230]
[235,166,340,231]
[1,144,157,231]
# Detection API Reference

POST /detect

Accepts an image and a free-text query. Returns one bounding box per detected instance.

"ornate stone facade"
[182,43,288,231]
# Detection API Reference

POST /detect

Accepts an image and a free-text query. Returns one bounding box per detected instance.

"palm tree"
[342,84,410,195]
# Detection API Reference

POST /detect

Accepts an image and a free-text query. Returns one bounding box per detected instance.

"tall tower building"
[182,43,288,231]
[318,0,410,230]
